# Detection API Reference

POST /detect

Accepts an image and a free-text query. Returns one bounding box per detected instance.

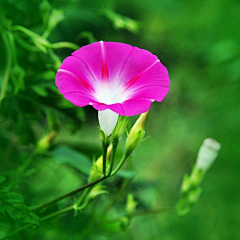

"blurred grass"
[1,0,239,239]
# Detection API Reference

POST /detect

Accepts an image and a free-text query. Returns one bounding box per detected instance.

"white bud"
[98,109,119,137]
[196,138,221,172]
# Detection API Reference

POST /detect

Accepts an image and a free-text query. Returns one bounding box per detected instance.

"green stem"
[11,25,38,39]
[75,188,90,207]
[51,41,79,50]
[102,139,109,176]
[107,137,118,176]
[32,176,106,212]
[14,34,40,51]
[40,205,74,221]
[48,48,61,69]
[0,32,12,107]
[42,29,51,39]
[110,152,128,176]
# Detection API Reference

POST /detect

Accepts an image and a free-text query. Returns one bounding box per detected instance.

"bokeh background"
[0,0,239,239]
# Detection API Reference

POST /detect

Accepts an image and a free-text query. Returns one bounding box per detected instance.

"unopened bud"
[36,131,57,153]
[196,138,221,172]
[48,9,64,33]
[125,111,148,156]
[113,116,128,138]
[40,0,51,26]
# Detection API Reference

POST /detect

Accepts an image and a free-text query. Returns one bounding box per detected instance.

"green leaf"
[52,145,92,175]
[0,190,40,225]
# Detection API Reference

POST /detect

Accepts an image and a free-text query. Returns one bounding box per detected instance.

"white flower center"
[95,82,129,105]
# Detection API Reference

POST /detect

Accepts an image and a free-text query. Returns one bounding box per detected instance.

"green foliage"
[0,179,39,226]
[0,0,239,239]
[0,191,40,225]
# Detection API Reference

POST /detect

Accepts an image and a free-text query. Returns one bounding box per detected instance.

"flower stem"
[110,152,129,176]
[32,176,106,212]
[40,205,74,221]
[102,139,109,176]
[107,137,118,176]
[75,188,90,207]
[51,41,79,50]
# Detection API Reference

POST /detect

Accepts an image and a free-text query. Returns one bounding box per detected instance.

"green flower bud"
[113,116,128,138]
[47,9,64,34]
[40,0,51,29]
[36,131,57,153]
[125,111,148,156]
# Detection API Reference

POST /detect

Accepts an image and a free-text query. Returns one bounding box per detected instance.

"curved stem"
[51,41,79,50]
[11,25,38,39]
[40,205,74,221]
[48,48,61,69]
[75,188,90,207]
[32,176,106,212]
[110,152,128,176]
[14,34,40,51]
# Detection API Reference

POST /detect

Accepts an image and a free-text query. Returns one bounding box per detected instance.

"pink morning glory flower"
[55,41,170,136]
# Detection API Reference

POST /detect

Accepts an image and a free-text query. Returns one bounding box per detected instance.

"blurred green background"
[0,0,239,239]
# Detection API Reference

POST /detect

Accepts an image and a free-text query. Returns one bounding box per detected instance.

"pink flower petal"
[72,41,136,84]
[117,46,159,85]
[124,60,170,90]
[72,42,103,82]
[92,98,153,116]
[55,41,170,116]
[56,56,96,95]
[100,42,135,83]
[63,92,96,107]
[130,85,170,102]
